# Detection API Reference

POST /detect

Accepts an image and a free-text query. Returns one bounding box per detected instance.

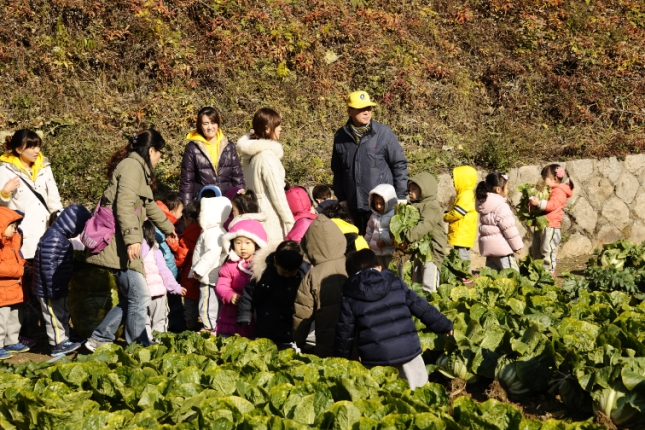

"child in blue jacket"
[32,204,91,356]
[334,249,453,390]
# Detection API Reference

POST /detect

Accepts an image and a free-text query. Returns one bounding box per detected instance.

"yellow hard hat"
[346,91,377,109]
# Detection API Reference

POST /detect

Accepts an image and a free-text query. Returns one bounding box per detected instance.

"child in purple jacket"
[141,221,186,342]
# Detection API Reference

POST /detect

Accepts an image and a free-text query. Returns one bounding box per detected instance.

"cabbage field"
[1,241,645,429]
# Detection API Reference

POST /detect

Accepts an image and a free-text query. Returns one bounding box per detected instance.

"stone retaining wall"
[435,154,645,267]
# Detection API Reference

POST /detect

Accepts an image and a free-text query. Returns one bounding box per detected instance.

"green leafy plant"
[515,183,550,231]
[389,203,420,244]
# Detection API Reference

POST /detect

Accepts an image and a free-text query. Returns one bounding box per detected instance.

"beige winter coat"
[293,215,347,357]
[236,134,294,244]
[0,157,62,259]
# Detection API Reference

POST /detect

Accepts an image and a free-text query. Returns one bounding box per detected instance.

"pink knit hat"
[222,219,268,261]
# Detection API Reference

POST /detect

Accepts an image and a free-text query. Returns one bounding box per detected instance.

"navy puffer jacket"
[32,204,92,299]
[334,269,452,366]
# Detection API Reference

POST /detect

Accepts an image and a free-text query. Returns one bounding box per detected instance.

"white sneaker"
[84,337,109,352]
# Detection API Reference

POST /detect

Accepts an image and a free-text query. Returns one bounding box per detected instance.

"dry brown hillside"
[1,0,644,202]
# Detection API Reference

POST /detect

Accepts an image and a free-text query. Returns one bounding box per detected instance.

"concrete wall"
[435,154,645,267]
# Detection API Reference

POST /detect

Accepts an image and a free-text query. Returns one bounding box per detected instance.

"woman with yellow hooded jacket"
[443,165,478,278]
[0,130,62,260]
[179,107,245,205]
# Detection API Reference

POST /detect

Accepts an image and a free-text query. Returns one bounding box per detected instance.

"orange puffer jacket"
[0,208,26,307]
[539,183,573,228]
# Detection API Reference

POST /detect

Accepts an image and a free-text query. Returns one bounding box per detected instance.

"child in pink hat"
[215,219,268,338]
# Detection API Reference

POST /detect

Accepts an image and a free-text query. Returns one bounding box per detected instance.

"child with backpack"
[167,201,202,330]
[443,166,478,283]
[0,208,28,359]
[141,220,186,341]
[334,249,453,390]
[216,219,268,338]
[237,240,309,348]
[189,191,232,333]
[32,204,91,356]
[404,172,447,293]
[476,172,524,271]
[364,184,397,269]
[528,164,574,274]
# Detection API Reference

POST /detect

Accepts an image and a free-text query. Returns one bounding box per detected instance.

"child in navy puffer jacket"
[334,249,453,390]
[32,204,91,357]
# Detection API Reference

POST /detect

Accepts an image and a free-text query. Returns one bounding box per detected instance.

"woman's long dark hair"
[476,172,508,202]
[250,108,281,140]
[106,129,165,190]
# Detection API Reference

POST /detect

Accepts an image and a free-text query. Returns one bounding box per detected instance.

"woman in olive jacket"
[179,107,244,205]
[86,130,176,349]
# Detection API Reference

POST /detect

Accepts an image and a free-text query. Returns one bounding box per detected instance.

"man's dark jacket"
[331,120,408,212]
[179,137,244,205]
[334,269,452,366]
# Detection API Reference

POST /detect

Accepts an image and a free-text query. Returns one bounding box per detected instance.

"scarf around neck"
[348,121,372,144]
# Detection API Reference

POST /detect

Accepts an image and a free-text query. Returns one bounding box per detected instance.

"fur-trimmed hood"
[228,212,268,230]
[249,243,278,281]
[223,219,268,262]
[236,134,284,161]
[368,183,397,215]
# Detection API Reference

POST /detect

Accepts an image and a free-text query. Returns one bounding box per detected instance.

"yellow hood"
[186,129,224,173]
[331,218,359,235]
[0,152,45,182]
[186,129,224,147]
[453,166,478,193]
[330,218,369,251]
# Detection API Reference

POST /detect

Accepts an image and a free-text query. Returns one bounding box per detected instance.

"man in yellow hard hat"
[331,91,408,235]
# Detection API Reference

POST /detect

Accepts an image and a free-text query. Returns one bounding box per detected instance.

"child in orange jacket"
[166,200,202,330]
[528,164,574,274]
[0,208,28,359]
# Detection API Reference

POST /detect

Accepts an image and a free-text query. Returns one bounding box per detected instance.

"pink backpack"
[81,200,141,254]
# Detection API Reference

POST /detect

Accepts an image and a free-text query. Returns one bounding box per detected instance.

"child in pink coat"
[475,173,524,271]
[284,186,317,243]
[215,219,268,338]
[141,221,187,342]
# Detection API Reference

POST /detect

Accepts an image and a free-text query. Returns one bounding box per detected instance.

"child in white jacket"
[364,184,397,269]
[189,193,232,332]
[141,221,186,342]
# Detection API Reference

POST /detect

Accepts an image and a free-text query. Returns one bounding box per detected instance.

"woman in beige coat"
[237,108,294,244]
